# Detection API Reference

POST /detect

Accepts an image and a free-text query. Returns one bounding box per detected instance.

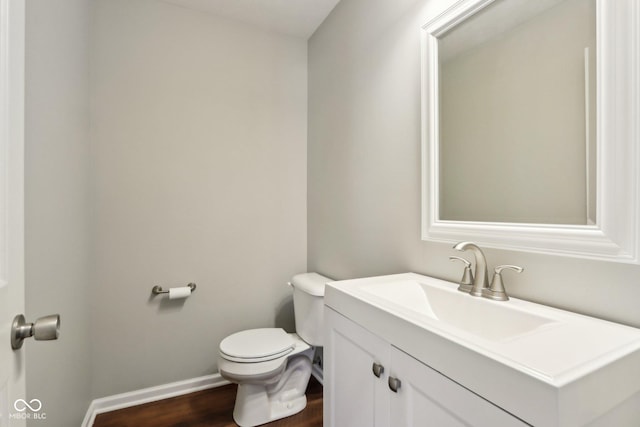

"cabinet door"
[324,307,391,427]
[389,347,528,427]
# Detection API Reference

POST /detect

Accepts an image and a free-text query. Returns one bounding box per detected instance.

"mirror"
[439,0,596,225]
[421,0,640,262]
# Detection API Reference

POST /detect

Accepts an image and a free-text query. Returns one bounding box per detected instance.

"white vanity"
[323,273,640,427]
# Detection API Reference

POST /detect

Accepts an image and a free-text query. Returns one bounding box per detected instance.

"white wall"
[90,0,307,397]
[24,0,92,425]
[308,0,640,329]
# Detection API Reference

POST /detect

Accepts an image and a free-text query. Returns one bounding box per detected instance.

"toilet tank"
[290,272,332,347]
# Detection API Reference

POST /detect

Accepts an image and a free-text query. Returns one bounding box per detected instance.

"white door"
[389,347,527,427]
[0,0,26,426]
[324,308,390,427]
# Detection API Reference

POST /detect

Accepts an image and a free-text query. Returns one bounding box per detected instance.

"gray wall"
[308,0,640,329]
[90,0,307,398]
[25,0,92,425]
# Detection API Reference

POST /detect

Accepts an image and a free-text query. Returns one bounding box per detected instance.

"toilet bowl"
[219,330,314,426]
[217,273,331,427]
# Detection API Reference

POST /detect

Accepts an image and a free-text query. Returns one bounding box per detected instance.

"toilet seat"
[219,353,290,383]
[219,328,295,363]
[218,331,312,381]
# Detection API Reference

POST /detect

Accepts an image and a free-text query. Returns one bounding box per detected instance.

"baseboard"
[81,373,230,427]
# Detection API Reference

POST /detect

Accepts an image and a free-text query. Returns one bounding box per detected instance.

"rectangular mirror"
[421,0,640,262]
[439,0,596,225]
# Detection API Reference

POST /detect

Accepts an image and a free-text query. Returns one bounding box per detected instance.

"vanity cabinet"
[324,307,527,427]
[323,306,390,427]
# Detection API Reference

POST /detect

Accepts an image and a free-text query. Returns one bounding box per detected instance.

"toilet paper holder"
[152,282,197,295]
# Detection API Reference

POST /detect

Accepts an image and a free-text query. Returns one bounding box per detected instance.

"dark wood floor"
[93,376,323,427]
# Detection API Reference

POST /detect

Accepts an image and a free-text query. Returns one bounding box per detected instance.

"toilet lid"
[219,328,295,361]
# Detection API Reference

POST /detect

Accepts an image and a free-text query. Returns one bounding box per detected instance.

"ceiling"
[162,0,341,39]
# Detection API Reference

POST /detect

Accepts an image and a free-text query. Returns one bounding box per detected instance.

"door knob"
[11,314,60,350]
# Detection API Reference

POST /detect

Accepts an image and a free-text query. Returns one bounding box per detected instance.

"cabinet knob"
[372,362,384,378]
[388,376,401,392]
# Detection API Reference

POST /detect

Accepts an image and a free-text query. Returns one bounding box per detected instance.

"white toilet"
[218,272,331,427]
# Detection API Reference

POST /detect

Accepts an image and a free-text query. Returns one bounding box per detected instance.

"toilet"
[218,272,331,427]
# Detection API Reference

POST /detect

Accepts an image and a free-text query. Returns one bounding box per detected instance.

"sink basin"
[325,272,640,427]
[360,279,556,341]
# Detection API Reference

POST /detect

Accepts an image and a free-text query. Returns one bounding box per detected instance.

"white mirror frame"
[421,0,640,263]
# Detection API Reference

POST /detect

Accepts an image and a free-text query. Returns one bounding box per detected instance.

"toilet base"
[232,351,313,427]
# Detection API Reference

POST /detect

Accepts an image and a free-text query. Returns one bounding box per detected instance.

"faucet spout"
[453,242,489,296]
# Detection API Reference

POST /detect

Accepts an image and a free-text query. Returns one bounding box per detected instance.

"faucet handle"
[495,265,523,275]
[484,265,523,301]
[449,256,473,293]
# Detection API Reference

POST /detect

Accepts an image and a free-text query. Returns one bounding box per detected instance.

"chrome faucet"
[453,241,489,297]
